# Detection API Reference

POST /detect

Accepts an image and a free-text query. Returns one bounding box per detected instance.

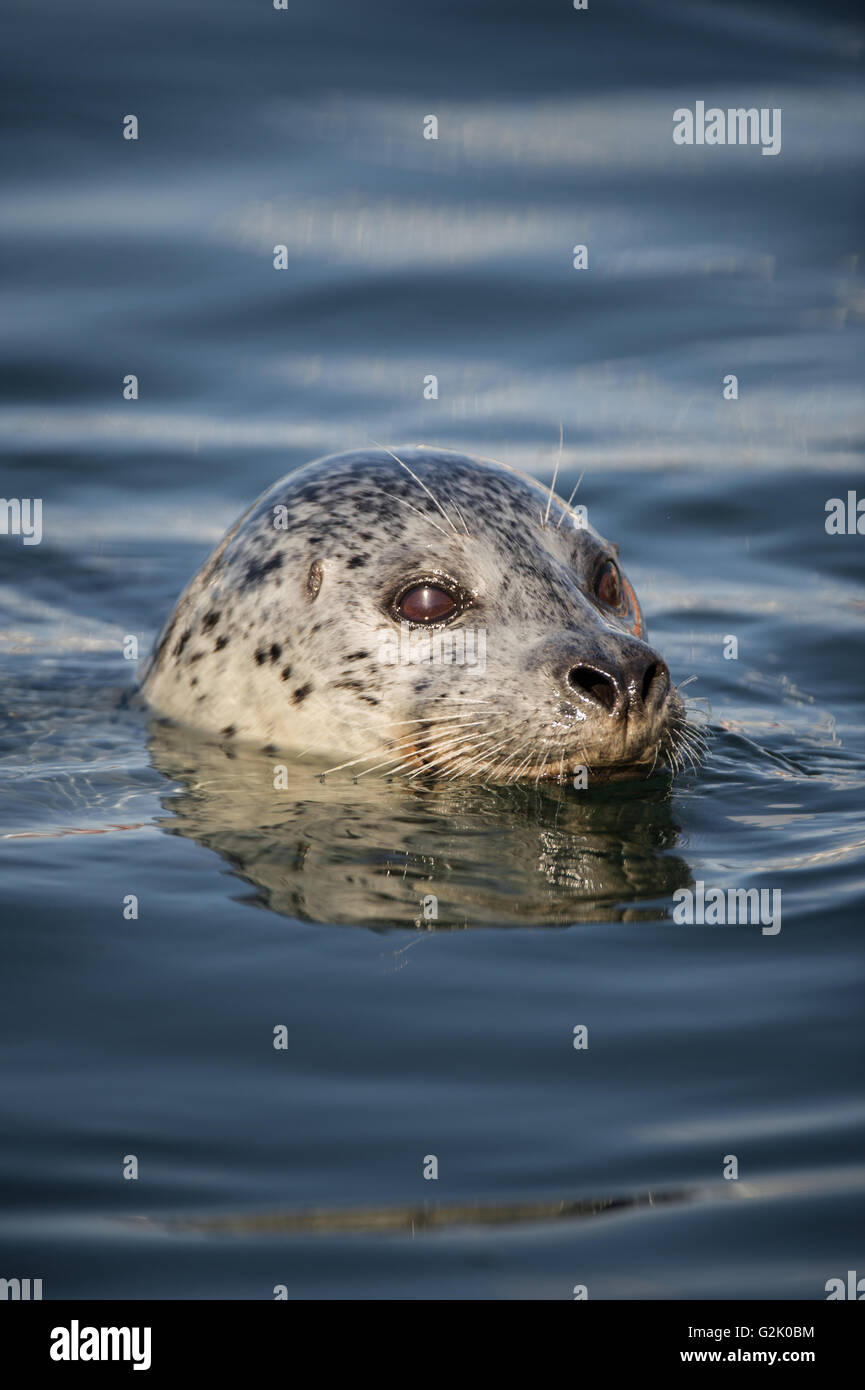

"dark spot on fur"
[280,664,293,681]
[254,649,267,665]
[202,610,221,632]
[173,627,192,657]
[334,679,365,690]
[346,555,365,569]
[292,683,313,704]
[346,650,370,661]
[269,643,282,662]
[221,724,236,737]
[215,634,229,651]
[359,695,380,705]
[244,553,283,587]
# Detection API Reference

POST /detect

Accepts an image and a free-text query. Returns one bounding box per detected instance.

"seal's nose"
[566,652,669,717]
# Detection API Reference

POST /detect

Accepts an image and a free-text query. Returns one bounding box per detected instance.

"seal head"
[142,447,686,781]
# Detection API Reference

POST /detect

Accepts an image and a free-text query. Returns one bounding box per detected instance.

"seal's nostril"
[641,659,669,707]
[642,662,659,704]
[567,665,619,713]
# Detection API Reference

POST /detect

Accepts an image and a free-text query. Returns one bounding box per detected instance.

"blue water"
[1,0,863,1298]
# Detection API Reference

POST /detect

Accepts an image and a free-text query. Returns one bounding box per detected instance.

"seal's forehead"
[256,447,607,554]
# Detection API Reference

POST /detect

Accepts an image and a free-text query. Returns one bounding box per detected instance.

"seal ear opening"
[307,560,323,600]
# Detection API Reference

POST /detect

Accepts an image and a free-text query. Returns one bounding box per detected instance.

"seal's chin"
[488,746,670,785]
[405,732,681,785]
[534,754,667,784]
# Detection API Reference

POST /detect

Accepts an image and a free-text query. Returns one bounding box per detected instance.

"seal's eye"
[594,560,624,611]
[397,584,457,624]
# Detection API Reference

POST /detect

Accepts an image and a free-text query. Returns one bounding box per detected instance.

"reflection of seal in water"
[142,447,694,781]
[147,724,691,927]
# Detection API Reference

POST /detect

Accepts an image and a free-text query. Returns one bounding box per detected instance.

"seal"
[142,446,693,781]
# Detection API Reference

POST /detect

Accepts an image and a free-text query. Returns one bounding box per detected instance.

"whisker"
[448,496,471,537]
[532,746,549,785]
[405,733,497,780]
[385,711,491,727]
[384,729,495,780]
[482,732,526,783]
[320,718,487,776]
[321,734,430,777]
[370,440,461,536]
[648,741,661,778]
[556,470,585,528]
[443,742,502,779]
[542,422,564,528]
[510,742,540,783]
[379,489,452,541]
[378,723,493,775]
